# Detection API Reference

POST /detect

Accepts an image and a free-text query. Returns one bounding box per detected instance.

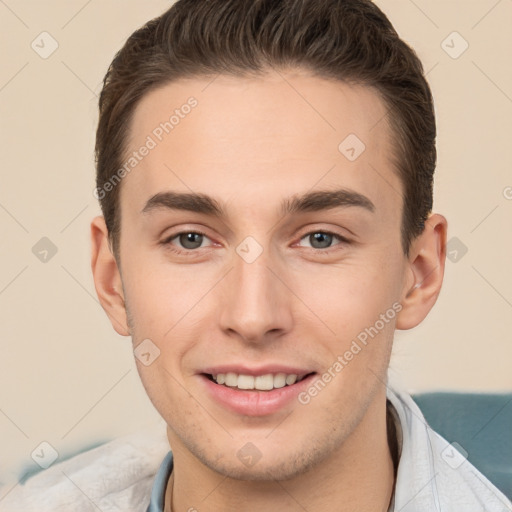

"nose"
[218,246,293,344]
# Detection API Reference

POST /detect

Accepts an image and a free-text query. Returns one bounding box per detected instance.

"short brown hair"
[95,0,436,258]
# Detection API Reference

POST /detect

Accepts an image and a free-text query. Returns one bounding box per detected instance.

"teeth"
[225,372,238,387]
[238,374,255,390]
[212,372,304,390]
[285,374,298,385]
[254,374,273,390]
[273,373,286,389]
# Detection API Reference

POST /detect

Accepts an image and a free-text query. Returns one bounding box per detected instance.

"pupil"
[310,232,332,249]
[180,233,203,249]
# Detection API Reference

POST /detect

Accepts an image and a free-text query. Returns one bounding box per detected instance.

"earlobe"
[395,213,447,330]
[90,216,130,336]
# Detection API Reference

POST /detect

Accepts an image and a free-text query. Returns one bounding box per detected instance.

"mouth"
[205,372,315,391]
[199,366,318,416]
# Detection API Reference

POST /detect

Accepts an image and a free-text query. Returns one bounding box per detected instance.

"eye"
[298,231,347,250]
[164,231,212,250]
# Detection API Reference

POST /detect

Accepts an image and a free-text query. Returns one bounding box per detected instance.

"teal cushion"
[412,392,512,500]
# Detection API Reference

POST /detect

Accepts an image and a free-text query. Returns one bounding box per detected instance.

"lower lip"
[200,374,316,416]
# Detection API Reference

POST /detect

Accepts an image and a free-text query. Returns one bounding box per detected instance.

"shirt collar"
[146,451,173,512]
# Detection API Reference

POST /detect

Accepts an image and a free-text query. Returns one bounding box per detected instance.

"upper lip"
[200,365,315,377]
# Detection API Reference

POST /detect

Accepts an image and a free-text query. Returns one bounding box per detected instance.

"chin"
[191,439,332,482]
[208,459,313,482]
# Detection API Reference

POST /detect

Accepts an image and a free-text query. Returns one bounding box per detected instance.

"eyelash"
[296,230,350,253]
[161,229,350,255]
[161,230,211,254]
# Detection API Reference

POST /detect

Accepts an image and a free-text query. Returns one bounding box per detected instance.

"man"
[3,0,510,511]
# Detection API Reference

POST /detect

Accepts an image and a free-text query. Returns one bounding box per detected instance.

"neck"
[165,394,396,512]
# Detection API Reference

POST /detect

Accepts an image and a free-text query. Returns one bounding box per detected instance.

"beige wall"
[1,0,511,488]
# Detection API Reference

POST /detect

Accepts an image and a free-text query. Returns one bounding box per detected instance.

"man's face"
[116,69,411,479]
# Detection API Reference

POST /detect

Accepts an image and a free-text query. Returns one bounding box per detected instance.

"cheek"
[121,254,206,334]
[122,257,222,379]
[292,260,402,339]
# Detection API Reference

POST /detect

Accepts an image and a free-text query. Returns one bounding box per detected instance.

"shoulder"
[387,383,512,511]
[0,421,169,512]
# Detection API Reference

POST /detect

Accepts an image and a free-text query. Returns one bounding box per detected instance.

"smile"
[208,372,311,391]
[201,370,317,416]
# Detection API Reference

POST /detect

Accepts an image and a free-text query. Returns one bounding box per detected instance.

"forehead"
[121,69,401,221]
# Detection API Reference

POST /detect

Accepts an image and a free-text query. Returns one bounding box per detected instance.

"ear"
[90,216,130,336]
[395,213,448,330]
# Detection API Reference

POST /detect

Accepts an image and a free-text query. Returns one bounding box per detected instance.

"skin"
[91,68,447,511]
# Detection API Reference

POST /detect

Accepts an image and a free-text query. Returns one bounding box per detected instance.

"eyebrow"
[141,188,375,217]
[282,189,375,215]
